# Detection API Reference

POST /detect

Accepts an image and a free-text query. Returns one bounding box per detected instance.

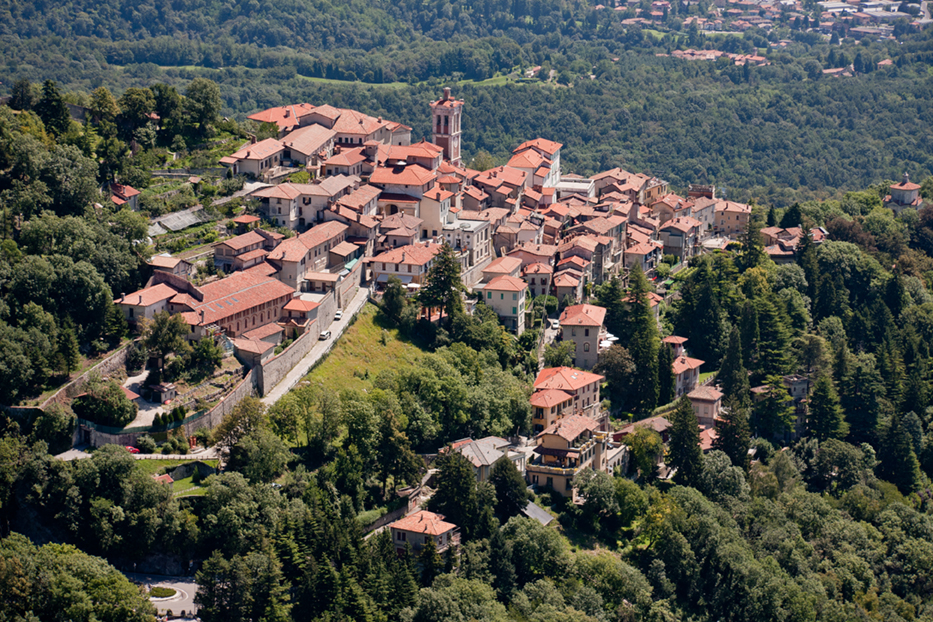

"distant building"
[526,414,608,497]
[479,275,528,335]
[444,437,527,481]
[389,510,459,555]
[559,304,607,370]
[884,173,924,214]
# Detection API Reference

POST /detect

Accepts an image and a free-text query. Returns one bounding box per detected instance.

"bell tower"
[430,87,463,167]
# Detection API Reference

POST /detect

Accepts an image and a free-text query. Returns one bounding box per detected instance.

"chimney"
[250,135,257,144]
[138,295,143,304]
[200,310,205,324]
[903,172,910,184]
[443,87,451,100]
[120,292,126,301]
[284,109,290,118]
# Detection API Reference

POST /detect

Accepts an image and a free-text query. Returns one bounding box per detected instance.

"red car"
[126,446,140,454]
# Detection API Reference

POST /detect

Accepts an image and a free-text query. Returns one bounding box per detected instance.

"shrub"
[125,342,148,373]
[136,435,157,454]
[70,375,138,428]
[149,587,176,598]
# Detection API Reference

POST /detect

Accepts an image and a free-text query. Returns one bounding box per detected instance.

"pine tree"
[718,327,750,406]
[658,343,675,406]
[754,296,792,380]
[713,396,751,469]
[766,205,777,226]
[419,537,443,587]
[806,374,848,441]
[34,80,71,136]
[627,265,660,415]
[667,396,703,487]
[428,451,479,539]
[56,325,80,374]
[489,456,528,519]
[779,203,804,228]
[488,527,516,599]
[754,376,795,438]
[842,353,884,446]
[596,277,627,337]
[739,300,759,370]
[419,242,465,328]
[736,216,766,272]
[878,411,922,494]
[796,228,820,305]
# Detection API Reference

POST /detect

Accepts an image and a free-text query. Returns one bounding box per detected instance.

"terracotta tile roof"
[283,298,320,312]
[254,177,359,201]
[111,183,140,199]
[149,255,184,269]
[243,323,284,341]
[236,248,268,263]
[529,389,574,408]
[337,185,382,210]
[281,124,336,155]
[662,335,688,344]
[511,242,559,257]
[267,222,348,263]
[662,216,702,232]
[617,415,671,437]
[324,148,366,167]
[508,150,549,170]
[534,366,604,391]
[474,166,528,190]
[559,236,598,254]
[626,242,659,256]
[590,167,635,182]
[188,270,295,325]
[672,355,705,375]
[539,413,599,441]
[371,241,443,266]
[688,385,723,401]
[714,200,751,214]
[700,426,718,452]
[121,386,140,401]
[390,509,457,535]
[514,137,563,156]
[330,241,359,256]
[484,256,523,274]
[329,108,392,136]
[553,273,580,287]
[380,213,423,231]
[423,187,455,202]
[891,179,921,191]
[370,164,436,187]
[233,337,276,355]
[484,275,528,292]
[223,138,284,162]
[386,142,443,161]
[560,304,606,327]
[233,214,261,225]
[116,283,179,307]
[247,103,316,131]
[523,262,554,275]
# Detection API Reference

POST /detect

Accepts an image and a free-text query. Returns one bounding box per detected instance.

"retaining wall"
[255,330,316,396]
[42,342,133,409]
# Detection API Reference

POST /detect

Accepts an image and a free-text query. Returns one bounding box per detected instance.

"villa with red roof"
[109,183,140,210]
[114,283,179,326]
[559,304,607,370]
[220,138,285,178]
[265,221,349,288]
[533,366,605,422]
[251,176,360,230]
[529,389,573,433]
[512,138,562,188]
[526,413,607,497]
[884,173,924,214]
[368,241,444,289]
[482,256,523,281]
[479,275,528,335]
[389,510,459,555]
[281,124,337,167]
[673,354,704,398]
[688,385,723,427]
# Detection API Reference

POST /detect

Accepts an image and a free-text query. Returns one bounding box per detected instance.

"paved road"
[261,286,371,407]
[124,572,199,616]
[55,447,219,461]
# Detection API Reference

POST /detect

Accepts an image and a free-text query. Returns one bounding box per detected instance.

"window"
[512,293,517,300]
[584,342,590,352]
[585,328,590,337]
[397,531,406,542]
[128,308,134,318]
[408,265,412,273]
[487,291,492,299]
[500,293,504,300]
[512,307,517,314]
[566,479,573,490]
[572,328,576,337]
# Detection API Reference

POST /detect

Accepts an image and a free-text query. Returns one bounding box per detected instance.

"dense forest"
[3,0,933,202]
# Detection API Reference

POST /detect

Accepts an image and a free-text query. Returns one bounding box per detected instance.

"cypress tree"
[806,374,848,441]
[596,277,627,337]
[796,229,820,305]
[627,264,659,415]
[755,296,792,380]
[766,205,777,226]
[842,353,884,446]
[419,242,465,328]
[419,538,443,587]
[667,396,703,487]
[658,343,675,406]
[878,411,922,494]
[719,327,750,406]
[739,300,759,370]
[779,203,804,228]
[713,396,751,469]
[34,80,71,136]
[753,375,795,438]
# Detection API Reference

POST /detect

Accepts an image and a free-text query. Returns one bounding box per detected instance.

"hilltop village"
[103,87,923,499]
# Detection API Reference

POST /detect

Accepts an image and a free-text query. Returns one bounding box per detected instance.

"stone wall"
[42,341,133,409]
[183,370,257,436]
[335,260,363,309]
[255,330,316,396]
[460,253,494,287]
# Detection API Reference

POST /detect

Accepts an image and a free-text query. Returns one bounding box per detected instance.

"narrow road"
[124,572,199,617]
[261,286,371,407]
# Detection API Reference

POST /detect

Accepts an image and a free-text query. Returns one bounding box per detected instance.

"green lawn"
[135,458,219,476]
[302,303,426,394]
[295,75,410,90]
[172,475,210,497]
[699,371,717,385]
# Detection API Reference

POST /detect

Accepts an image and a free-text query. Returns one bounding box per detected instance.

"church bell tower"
[430,87,463,167]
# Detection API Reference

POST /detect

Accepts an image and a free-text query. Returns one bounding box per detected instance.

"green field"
[135,458,219,476]
[302,303,426,394]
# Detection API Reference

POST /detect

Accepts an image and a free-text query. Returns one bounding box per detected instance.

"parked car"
[334,310,343,320]
[126,446,140,454]
[549,319,560,330]
[319,330,332,340]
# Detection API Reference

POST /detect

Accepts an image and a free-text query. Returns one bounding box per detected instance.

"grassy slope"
[302,303,426,394]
